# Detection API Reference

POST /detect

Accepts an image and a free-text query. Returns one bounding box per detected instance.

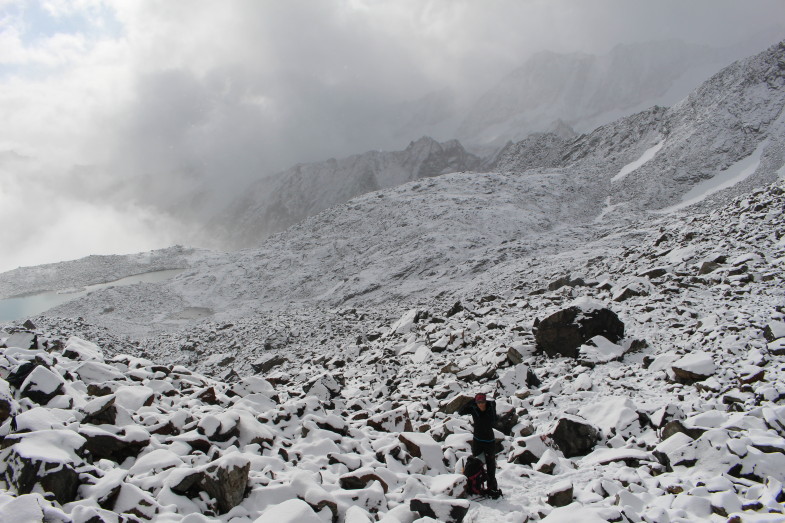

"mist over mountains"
[202,38,784,253]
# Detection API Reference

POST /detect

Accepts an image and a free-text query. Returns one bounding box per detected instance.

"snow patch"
[611,141,664,182]
[655,140,768,213]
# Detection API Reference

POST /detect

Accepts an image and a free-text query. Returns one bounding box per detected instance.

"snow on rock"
[410,497,470,523]
[578,335,628,364]
[63,336,103,361]
[399,432,447,473]
[254,498,324,523]
[533,303,625,358]
[19,365,65,404]
[671,351,717,383]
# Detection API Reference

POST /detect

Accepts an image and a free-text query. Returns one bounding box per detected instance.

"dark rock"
[410,498,469,523]
[0,397,13,423]
[81,395,117,426]
[533,306,624,358]
[367,406,410,433]
[339,470,389,493]
[197,415,239,443]
[6,361,39,389]
[506,346,525,365]
[446,302,464,317]
[197,387,220,405]
[548,276,572,291]
[547,482,573,507]
[304,498,339,523]
[200,457,251,515]
[81,430,149,463]
[170,470,203,496]
[613,286,646,302]
[739,368,765,385]
[494,408,519,436]
[638,267,669,279]
[763,321,785,342]
[20,366,65,405]
[440,395,473,415]
[304,374,343,401]
[671,362,715,385]
[22,320,36,330]
[661,420,706,441]
[698,261,722,275]
[87,383,115,397]
[251,355,287,374]
[549,417,599,458]
[2,445,80,504]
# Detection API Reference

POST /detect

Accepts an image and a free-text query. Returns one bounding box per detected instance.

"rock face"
[549,417,600,458]
[534,303,625,358]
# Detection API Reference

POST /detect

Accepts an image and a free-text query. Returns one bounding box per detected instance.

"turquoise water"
[0,269,184,323]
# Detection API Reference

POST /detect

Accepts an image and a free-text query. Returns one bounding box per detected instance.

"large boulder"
[3,332,37,350]
[398,432,446,473]
[339,468,390,493]
[251,355,287,374]
[0,430,86,504]
[79,426,150,463]
[19,366,65,405]
[549,416,599,458]
[533,299,624,358]
[200,455,251,515]
[671,352,716,384]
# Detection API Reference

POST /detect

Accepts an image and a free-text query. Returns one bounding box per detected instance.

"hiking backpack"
[463,455,487,495]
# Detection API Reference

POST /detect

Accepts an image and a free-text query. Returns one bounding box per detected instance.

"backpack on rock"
[462,455,488,496]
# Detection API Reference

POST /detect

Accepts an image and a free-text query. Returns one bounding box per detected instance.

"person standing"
[459,393,502,498]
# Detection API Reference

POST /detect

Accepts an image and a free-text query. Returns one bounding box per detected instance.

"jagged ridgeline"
[0,41,784,521]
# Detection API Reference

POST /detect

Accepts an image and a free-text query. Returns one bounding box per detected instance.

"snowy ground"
[1,181,783,522]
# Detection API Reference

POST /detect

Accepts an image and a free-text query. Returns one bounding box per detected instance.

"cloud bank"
[0,0,783,272]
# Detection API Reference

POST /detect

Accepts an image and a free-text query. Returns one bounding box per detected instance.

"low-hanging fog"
[1,0,783,273]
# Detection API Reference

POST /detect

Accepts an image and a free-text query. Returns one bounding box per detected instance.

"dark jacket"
[459,400,497,443]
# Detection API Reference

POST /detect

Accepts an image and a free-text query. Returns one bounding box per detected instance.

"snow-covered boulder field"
[3,181,785,523]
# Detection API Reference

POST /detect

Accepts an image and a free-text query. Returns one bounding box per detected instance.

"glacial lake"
[0,269,185,323]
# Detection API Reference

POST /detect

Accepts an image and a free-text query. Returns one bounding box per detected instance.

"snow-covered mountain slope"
[494,40,785,213]
[0,246,212,300]
[209,137,480,249]
[209,41,784,255]
[457,40,743,146]
[2,181,784,522]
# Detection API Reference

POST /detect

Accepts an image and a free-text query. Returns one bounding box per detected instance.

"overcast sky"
[1,0,783,273]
